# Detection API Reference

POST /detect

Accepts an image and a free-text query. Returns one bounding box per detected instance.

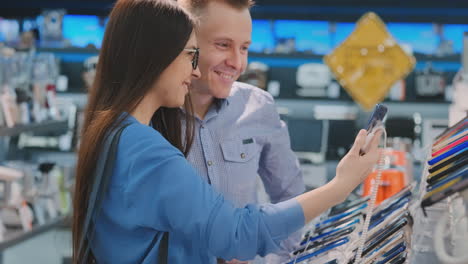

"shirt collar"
[179,96,230,118]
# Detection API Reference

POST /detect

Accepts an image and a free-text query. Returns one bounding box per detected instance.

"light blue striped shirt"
[186,82,306,261]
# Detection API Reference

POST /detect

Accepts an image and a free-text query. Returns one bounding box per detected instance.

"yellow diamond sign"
[324,12,416,110]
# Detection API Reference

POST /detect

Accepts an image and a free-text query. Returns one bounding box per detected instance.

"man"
[178,0,305,263]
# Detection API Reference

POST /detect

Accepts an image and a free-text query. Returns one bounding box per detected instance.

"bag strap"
[157,232,169,264]
[78,124,170,263]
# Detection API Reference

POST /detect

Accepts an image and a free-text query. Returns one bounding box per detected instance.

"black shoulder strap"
[78,124,169,264]
[157,232,169,264]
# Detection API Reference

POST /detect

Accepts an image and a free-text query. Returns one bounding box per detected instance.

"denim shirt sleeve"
[123,125,305,260]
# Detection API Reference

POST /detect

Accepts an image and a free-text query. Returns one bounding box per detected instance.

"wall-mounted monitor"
[63,15,105,48]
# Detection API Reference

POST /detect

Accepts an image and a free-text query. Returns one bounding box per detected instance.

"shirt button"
[207,160,213,166]
[240,153,246,159]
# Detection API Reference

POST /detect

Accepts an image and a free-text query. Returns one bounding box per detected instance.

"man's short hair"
[180,0,254,16]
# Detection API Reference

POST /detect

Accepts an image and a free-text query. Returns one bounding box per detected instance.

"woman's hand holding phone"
[333,129,382,195]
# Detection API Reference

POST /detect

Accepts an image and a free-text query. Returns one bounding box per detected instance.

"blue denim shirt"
[91,115,305,264]
[186,82,306,261]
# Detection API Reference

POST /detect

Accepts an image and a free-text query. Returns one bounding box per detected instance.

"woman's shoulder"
[119,117,182,157]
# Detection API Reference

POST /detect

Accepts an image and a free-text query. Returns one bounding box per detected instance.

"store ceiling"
[1,0,468,23]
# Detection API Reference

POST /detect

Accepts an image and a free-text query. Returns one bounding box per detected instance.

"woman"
[73,0,382,263]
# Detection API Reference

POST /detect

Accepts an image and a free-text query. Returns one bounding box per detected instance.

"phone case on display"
[428,142,468,165]
[431,133,467,157]
[432,129,468,153]
[433,124,467,148]
[421,177,468,211]
[424,168,468,198]
[427,166,468,190]
[432,130,468,152]
[429,148,468,173]
[433,119,467,146]
[432,135,468,157]
[428,151,468,175]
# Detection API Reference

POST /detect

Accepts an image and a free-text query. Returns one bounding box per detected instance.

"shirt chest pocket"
[220,138,261,163]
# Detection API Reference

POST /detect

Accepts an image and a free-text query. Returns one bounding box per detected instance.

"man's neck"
[190,91,215,120]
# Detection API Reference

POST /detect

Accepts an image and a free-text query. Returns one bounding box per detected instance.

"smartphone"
[367,212,409,248]
[302,220,355,245]
[363,217,409,256]
[371,196,411,224]
[298,225,356,252]
[320,203,367,226]
[315,211,362,234]
[370,210,410,237]
[330,196,370,216]
[360,104,388,155]
[363,231,405,264]
[287,237,350,264]
[376,242,406,264]
[387,252,407,264]
[305,217,360,244]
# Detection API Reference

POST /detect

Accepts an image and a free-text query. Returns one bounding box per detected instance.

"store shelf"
[0,215,68,251]
[249,52,461,62]
[0,120,68,137]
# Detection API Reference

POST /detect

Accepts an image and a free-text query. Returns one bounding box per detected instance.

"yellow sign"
[324,12,416,110]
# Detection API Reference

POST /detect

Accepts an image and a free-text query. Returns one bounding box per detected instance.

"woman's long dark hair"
[72,0,195,262]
